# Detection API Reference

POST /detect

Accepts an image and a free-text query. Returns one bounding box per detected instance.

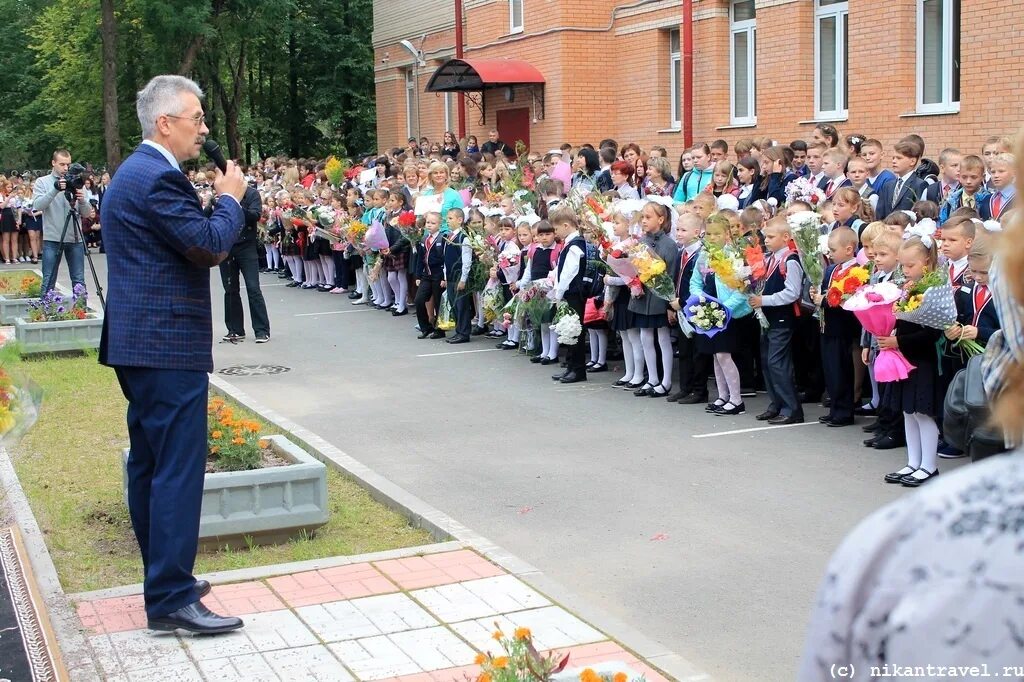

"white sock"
[548,327,560,360]
[619,330,635,382]
[915,413,939,472]
[904,411,922,469]
[626,328,644,383]
[541,323,551,357]
[640,328,659,387]
[657,327,673,391]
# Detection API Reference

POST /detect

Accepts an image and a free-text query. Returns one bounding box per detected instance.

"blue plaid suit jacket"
[99,144,243,372]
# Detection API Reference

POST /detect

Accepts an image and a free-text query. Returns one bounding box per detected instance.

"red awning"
[425,58,545,92]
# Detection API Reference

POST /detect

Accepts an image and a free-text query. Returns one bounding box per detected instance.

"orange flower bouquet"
[825,265,870,308]
[474,625,569,682]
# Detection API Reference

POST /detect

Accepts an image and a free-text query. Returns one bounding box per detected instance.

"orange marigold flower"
[492,657,509,669]
[209,445,220,454]
[247,422,259,433]
[258,439,269,449]
[473,653,488,666]
[211,430,223,440]
[514,627,531,640]
[478,674,492,682]
[579,669,602,682]
[491,630,504,641]
[613,673,629,682]
[231,437,245,445]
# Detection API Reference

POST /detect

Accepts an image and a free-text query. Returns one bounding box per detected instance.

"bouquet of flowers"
[788,211,826,287]
[894,269,957,328]
[842,281,916,382]
[345,221,367,245]
[605,242,676,301]
[825,264,870,308]
[481,280,506,324]
[324,156,349,187]
[738,242,770,329]
[310,205,337,228]
[684,294,731,337]
[703,241,747,291]
[363,220,391,251]
[784,175,825,207]
[397,210,423,245]
[552,300,582,345]
[497,244,522,285]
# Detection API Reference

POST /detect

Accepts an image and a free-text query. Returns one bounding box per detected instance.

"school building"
[372,0,1023,159]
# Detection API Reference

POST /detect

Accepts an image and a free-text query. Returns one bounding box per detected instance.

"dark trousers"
[562,293,587,374]
[219,240,270,337]
[761,325,802,417]
[794,314,824,399]
[415,276,443,333]
[333,251,348,288]
[732,314,761,389]
[821,334,856,421]
[446,283,473,338]
[115,366,208,619]
[677,333,711,398]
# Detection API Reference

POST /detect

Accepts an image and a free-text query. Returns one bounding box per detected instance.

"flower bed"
[13,285,101,355]
[0,270,44,324]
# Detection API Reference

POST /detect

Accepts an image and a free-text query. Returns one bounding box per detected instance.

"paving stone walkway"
[74,549,671,681]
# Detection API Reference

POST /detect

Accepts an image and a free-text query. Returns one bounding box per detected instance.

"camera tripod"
[45,189,106,309]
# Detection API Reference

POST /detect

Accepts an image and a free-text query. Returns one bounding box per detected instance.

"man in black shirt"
[480,129,513,157]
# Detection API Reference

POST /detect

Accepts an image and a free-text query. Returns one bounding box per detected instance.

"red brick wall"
[373,0,1024,161]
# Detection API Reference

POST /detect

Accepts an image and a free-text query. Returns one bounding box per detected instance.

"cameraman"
[210,182,270,343]
[32,149,93,292]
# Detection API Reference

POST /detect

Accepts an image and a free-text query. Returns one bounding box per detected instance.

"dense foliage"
[0,0,376,170]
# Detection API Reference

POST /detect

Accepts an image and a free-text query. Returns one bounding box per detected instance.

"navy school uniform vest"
[761,252,802,327]
[556,236,587,297]
[443,231,465,280]
[821,264,861,339]
[530,246,554,281]
[416,232,445,278]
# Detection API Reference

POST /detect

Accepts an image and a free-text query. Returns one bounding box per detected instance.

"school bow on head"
[904,218,937,247]
[972,218,1003,233]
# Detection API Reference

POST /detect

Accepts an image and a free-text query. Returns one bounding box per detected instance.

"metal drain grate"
[218,364,292,376]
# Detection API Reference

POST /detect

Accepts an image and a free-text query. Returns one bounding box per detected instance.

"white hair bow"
[905,219,937,248]
[982,219,1003,233]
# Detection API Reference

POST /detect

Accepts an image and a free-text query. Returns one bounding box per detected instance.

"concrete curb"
[210,374,714,682]
[0,448,102,682]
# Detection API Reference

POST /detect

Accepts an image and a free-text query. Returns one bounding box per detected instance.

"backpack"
[943,354,1009,462]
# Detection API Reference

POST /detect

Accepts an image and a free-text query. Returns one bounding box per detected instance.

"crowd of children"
[244,127,1014,487]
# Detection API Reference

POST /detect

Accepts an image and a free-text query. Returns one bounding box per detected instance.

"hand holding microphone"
[204,139,246,202]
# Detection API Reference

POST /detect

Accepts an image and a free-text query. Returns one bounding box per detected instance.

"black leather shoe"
[560,371,587,384]
[633,384,653,397]
[902,468,939,487]
[872,435,904,450]
[589,363,608,373]
[678,393,706,405]
[756,410,780,421]
[195,580,211,598]
[551,371,568,381]
[863,435,881,447]
[665,391,688,403]
[767,414,803,425]
[885,467,916,484]
[539,358,556,365]
[429,331,446,339]
[817,416,833,424]
[286,281,300,287]
[447,336,469,344]
[826,418,855,427]
[530,356,543,364]
[347,292,360,299]
[147,601,243,634]
[471,325,487,336]
[417,331,432,339]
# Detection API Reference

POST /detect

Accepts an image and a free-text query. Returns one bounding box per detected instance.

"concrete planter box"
[0,269,44,324]
[553,662,638,682]
[122,434,329,550]
[13,315,103,355]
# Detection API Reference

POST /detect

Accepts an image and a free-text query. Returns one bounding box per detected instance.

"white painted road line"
[692,421,820,439]
[417,348,502,358]
[294,309,372,317]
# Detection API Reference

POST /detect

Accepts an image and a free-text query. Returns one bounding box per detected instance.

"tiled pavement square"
[268,562,397,608]
[330,635,421,680]
[297,599,382,642]
[410,575,550,623]
[450,605,606,653]
[196,644,354,682]
[205,581,287,616]
[373,550,506,590]
[387,626,477,671]
[88,630,191,677]
[181,609,319,659]
[76,595,148,635]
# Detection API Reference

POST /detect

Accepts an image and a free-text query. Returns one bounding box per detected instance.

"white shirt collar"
[898,170,915,183]
[772,246,791,258]
[840,258,858,270]
[685,241,702,256]
[142,140,181,171]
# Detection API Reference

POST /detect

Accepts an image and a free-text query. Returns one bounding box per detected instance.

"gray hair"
[136,75,203,139]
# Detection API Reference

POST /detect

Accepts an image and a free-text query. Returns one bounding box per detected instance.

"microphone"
[202,139,227,174]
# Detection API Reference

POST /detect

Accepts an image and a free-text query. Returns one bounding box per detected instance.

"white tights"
[475,292,485,327]
[539,323,559,360]
[904,412,939,472]
[387,271,407,312]
[377,272,394,307]
[305,259,322,286]
[354,267,368,296]
[713,352,741,404]
[285,255,303,283]
[266,244,281,270]
[588,329,607,365]
[623,329,645,383]
[508,322,521,343]
[320,255,335,288]
[640,327,673,390]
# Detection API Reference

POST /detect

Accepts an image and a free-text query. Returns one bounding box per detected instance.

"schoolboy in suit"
[924,148,961,206]
[977,153,1016,222]
[938,155,989,224]
[414,212,446,339]
[442,207,474,343]
[749,217,804,423]
[860,139,897,195]
[810,227,861,427]
[820,148,853,200]
[874,139,928,220]
[667,213,710,404]
[548,204,588,383]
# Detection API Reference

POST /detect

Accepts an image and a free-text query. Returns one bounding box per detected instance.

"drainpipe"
[455,0,466,139]
[682,0,693,148]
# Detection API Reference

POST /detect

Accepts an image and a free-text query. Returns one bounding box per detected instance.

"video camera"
[59,162,87,201]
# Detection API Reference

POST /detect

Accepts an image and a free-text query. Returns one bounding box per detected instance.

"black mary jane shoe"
[392,310,409,317]
[705,400,726,413]
[648,385,669,397]
[530,356,543,364]
[901,468,939,487]
[417,331,432,339]
[884,467,916,484]
[633,384,654,397]
[589,363,608,373]
[625,381,645,391]
[714,401,746,416]
[612,379,629,387]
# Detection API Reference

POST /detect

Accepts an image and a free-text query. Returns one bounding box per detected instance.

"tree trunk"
[178,36,205,76]
[288,24,300,157]
[100,0,121,170]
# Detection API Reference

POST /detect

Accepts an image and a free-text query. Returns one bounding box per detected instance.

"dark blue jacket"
[99,144,243,372]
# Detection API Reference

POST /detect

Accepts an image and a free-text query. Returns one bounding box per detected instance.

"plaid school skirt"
[383,251,408,272]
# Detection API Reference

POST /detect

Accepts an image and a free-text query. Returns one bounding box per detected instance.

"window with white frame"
[443,92,453,133]
[669,29,681,129]
[917,0,960,113]
[509,0,524,34]
[405,70,415,139]
[730,0,756,125]
[815,0,848,119]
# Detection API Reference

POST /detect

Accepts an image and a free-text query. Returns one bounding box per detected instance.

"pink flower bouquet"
[842,281,915,383]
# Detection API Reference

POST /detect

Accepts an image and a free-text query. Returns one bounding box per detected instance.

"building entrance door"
[496,108,530,156]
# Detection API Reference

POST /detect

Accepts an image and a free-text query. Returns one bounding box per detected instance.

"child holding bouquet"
[604,211,643,386]
[627,202,680,397]
[689,216,753,415]
[548,205,589,383]
[519,221,560,365]
[880,236,946,487]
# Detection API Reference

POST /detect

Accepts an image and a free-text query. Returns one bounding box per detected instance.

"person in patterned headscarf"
[798,128,1024,682]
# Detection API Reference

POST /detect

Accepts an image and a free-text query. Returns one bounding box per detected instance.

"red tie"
[992,194,1003,217]
[826,180,834,196]
[949,262,956,282]
[973,284,991,325]
[425,234,435,274]
[677,250,691,290]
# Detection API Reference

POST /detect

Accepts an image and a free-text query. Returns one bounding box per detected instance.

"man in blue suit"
[100,75,247,634]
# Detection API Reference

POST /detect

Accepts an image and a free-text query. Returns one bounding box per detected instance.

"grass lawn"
[8,352,433,593]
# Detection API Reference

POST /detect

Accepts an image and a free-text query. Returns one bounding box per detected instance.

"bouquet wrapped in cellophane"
[605,242,675,300]
[552,301,582,345]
